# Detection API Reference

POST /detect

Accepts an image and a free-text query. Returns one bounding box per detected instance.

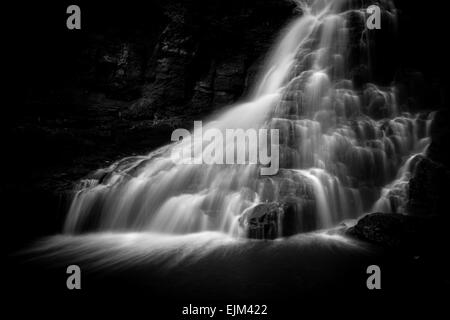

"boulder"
[239,200,316,240]
[239,202,288,240]
[346,212,447,257]
[346,213,421,251]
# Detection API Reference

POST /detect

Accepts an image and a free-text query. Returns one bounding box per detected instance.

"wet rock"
[346,212,422,250]
[239,202,289,240]
[346,212,447,257]
[239,199,316,240]
[363,85,393,119]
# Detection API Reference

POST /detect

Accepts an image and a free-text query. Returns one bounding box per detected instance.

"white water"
[64,0,431,237]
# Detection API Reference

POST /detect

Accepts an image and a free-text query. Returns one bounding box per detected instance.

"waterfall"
[64,0,431,237]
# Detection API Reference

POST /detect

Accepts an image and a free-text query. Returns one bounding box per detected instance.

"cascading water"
[64,0,432,238]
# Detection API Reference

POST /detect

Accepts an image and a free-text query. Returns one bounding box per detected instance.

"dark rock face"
[406,110,450,217]
[81,41,148,101]
[133,0,297,117]
[427,109,450,167]
[55,0,297,120]
[407,157,450,216]
[17,1,298,123]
